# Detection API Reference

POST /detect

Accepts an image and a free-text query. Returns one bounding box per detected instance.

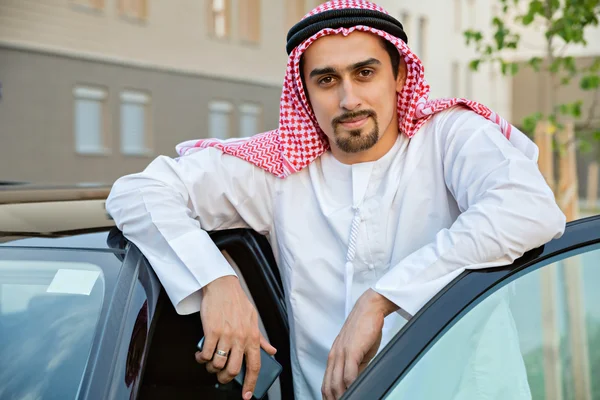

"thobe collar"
[320,133,407,183]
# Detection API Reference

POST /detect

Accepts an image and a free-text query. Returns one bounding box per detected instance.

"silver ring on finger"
[215,349,228,357]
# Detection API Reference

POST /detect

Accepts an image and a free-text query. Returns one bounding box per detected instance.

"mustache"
[332,110,376,127]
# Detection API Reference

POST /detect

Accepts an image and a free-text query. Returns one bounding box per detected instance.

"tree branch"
[556,43,570,59]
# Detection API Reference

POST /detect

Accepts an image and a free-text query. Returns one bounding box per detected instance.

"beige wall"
[0,0,292,85]
[0,46,282,185]
[511,55,600,200]
[375,0,514,119]
[511,56,600,129]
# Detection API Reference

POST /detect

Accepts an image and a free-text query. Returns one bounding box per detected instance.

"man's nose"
[339,81,361,111]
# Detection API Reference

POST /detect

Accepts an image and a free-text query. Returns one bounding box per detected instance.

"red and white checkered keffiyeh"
[176,0,536,178]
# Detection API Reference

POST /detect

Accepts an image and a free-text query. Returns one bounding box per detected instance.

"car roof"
[0,183,119,251]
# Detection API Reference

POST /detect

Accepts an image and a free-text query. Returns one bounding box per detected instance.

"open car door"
[344,215,600,399]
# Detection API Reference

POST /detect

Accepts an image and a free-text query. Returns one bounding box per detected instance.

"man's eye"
[318,76,334,85]
[359,69,374,77]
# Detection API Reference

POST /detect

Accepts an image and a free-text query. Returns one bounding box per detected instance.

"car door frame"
[111,228,294,400]
[83,238,162,400]
[209,229,294,400]
[343,214,600,400]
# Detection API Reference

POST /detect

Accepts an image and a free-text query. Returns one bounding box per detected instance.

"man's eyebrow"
[350,58,381,70]
[308,58,382,79]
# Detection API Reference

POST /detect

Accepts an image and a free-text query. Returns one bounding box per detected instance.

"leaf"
[463,30,483,45]
[579,140,592,154]
[529,57,543,71]
[593,130,600,142]
[469,59,481,71]
[510,62,519,75]
[522,13,534,25]
[559,101,584,118]
[580,75,600,90]
[573,101,583,118]
[550,59,562,74]
[522,112,543,133]
[564,56,576,74]
[560,104,570,115]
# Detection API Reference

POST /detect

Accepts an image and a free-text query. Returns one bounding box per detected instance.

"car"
[1,184,599,400]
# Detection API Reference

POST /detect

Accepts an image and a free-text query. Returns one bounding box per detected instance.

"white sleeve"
[373,110,566,318]
[105,147,274,315]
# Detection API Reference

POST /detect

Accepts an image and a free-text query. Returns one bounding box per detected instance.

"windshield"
[0,247,122,400]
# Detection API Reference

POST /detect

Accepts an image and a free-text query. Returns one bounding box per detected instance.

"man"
[106,1,566,399]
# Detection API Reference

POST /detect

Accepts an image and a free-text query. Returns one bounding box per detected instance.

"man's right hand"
[195,276,277,400]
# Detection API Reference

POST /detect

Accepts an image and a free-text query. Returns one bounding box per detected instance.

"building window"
[400,11,411,39]
[465,66,473,98]
[209,100,233,139]
[239,103,262,138]
[117,0,148,20]
[209,0,231,39]
[73,86,108,155]
[467,0,476,28]
[71,0,105,11]
[489,63,498,108]
[416,16,428,63]
[451,62,461,97]
[120,90,151,156]
[286,0,307,31]
[454,0,462,32]
[240,0,261,43]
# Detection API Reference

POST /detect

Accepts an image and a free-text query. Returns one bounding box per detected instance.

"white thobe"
[106,107,566,400]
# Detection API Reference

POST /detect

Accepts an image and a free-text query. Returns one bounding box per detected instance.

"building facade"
[505,10,600,201]
[0,0,511,185]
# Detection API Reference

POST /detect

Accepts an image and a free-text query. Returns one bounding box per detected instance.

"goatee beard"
[332,110,379,153]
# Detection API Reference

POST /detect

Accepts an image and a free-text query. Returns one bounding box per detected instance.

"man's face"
[302,31,406,155]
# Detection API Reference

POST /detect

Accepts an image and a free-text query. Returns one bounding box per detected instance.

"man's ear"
[395,59,407,92]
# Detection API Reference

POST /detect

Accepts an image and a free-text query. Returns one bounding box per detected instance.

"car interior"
[137,232,291,400]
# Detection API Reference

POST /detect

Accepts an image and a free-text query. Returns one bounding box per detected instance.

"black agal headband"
[286,8,408,55]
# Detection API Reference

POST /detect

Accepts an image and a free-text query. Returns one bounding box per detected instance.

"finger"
[358,359,370,375]
[197,332,219,364]
[322,351,336,400]
[260,334,277,356]
[331,354,346,399]
[217,344,244,385]
[211,339,231,371]
[205,362,219,374]
[343,354,360,390]
[242,343,261,400]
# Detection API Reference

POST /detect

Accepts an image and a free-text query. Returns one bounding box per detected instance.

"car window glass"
[384,245,600,400]
[0,258,106,399]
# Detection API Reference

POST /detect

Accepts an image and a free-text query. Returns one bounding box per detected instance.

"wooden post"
[563,257,592,400]
[534,120,562,400]
[587,162,599,210]
[535,120,556,193]
[556,122,592,400]
[540,264,563,400]
[556,122,579,221]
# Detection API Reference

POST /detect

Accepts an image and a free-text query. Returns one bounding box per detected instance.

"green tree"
[463,0,600,146]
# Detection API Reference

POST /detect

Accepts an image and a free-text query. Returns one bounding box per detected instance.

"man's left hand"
[321,289,399,400]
